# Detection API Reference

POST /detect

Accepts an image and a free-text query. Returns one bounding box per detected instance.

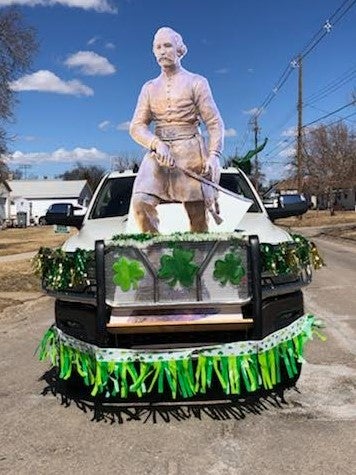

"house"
[0,180,11,227]
[7,179,92,226]
[276,178,356,211]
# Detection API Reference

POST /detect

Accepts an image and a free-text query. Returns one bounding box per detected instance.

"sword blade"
[176,165,253,204]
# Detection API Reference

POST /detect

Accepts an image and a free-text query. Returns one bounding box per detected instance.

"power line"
[305,67,356,105]
[253,0,356,119]
[302,100,356,128]
[264,108,356,161]
[304,109,356,130]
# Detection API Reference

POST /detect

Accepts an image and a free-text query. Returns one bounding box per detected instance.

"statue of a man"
[130,26,224,233]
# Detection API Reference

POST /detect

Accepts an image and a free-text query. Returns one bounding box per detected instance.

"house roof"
[8,180,89,199]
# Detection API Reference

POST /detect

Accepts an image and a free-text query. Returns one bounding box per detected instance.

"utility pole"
[251,114,261,190]
[20,164,31,179]
[296,55,303,193]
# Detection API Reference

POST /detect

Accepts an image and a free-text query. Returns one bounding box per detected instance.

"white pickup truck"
[38,167,320,400]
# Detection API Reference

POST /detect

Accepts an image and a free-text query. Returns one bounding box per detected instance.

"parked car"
[43,202,87,226]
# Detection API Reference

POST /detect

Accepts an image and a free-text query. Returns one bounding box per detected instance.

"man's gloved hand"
[151,139,175,168]
[203,153,221,183]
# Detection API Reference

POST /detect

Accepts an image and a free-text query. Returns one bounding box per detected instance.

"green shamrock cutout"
[112,257,145,292]
[158,246,198,288]
[213,252,245,286]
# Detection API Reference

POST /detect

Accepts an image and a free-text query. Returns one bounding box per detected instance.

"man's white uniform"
[129,28,224,233]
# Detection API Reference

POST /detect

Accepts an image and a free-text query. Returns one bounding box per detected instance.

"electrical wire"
[302,100,356,128]
[305,67,356,106]
[251,0,356,118]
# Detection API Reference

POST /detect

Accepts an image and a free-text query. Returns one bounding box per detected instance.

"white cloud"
[10,147,109,165]
[14,135,37,142]
[247,68,254,74]
[117,121,131,131]
[215,68,229,74]
[98,120,111,131]
[10,70,93,96]
[243,107,261,116]
[105,42,116,50]
[87,36,100,46]
[0,0,117,13]
[64,51,116,76]
[281,126,297,137]
[278,146,295,158]
[224,128,237,138]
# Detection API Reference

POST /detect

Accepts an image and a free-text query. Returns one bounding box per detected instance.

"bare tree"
[111,151,141,172]
[58,162,106,192]
[296,122,356,214]
[0,7,38,172]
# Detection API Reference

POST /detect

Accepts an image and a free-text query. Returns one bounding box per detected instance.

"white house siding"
[7,180,93,225]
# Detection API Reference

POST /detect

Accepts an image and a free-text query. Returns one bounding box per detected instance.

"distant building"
[7,179,92,225]
[276,178,356,211]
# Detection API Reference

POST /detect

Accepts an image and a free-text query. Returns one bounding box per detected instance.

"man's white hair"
[153,27,188,58]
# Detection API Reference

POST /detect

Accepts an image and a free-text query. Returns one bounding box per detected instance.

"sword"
[151,153,252,225]
[175,165,253,204]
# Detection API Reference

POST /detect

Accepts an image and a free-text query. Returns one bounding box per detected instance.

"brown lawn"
[0,226,76,315]
[0,225,77,256]
[275,210,356,228]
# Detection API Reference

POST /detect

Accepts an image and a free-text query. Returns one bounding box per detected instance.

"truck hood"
[61,213,292,252]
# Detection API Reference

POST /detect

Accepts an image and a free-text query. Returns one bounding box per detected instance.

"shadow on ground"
[40,368,300,424]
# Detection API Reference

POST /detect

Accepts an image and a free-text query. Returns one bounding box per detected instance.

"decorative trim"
[261,233,325,275]
[38,314,322,398]
[32,247,94,291]
[110,231,246,248]
[32,234,325,291]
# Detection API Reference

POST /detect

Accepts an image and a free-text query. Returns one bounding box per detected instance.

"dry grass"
[0,226,77,256]
[0,297,24,314]
[0,260,42,315]
[0,227,77,315]
[0,260,41,292]
[275,210,356,228]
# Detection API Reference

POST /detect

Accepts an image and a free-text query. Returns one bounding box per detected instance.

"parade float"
[35,167,324,400]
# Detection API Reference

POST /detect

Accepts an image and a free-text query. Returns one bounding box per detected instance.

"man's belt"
[155,124,199,141]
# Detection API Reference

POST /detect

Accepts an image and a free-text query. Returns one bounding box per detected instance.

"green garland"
[38,314,323,399]
[33,233,324,291]
[111,231,244,247]
[32,247,94,291]
[260,234,325,275]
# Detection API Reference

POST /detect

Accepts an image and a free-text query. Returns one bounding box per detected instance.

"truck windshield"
[90,172,261,219]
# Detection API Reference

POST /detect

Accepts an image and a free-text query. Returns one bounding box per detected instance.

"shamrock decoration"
[213,252,245,286]
[158,246,198,288]
[112,257,145,292]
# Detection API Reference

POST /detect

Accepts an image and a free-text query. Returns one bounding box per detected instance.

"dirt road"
[0,238,355,475]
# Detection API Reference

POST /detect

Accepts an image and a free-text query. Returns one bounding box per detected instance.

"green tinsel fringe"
[38,316,321,399]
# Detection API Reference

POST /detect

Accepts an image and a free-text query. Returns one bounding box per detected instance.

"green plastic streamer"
[37,315,322,399]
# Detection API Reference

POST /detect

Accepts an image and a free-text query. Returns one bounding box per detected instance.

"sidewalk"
[0,251,37,263]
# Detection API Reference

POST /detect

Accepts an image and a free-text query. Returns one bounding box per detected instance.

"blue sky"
[3,0,356,181]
